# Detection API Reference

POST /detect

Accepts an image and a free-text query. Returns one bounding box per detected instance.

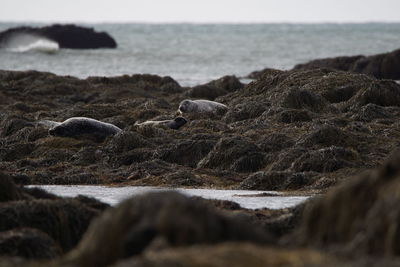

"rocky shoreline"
[2,50,400,265]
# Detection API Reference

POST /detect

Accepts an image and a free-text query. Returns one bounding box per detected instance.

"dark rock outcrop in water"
[0,24,117,49]
[293,48,400,80]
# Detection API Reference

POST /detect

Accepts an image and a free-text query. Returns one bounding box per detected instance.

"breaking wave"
[2,33,59,54]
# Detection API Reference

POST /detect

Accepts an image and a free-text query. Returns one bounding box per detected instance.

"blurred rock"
[64,191,273,267]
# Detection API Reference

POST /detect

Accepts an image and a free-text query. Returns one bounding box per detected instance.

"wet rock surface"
[0,24,117,49]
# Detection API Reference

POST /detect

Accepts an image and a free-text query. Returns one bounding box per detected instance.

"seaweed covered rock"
[208,75,244,93]
[0,228,61,259]
[236,68,396,113]
[87,74,181,93]
[290,146,358,173]
[296,150,400,256]
[281,88,329,113]
[294,55,364,72]
[0,173,27,202]
[344,80,400,111]
[105,131,149,153]
[0,143,35,162]
[245,68,285,80]
[197,136,267,173]
[164,170,205,186]
[0,117,34,138]
[296,125,356,148]
[0,24,117,49]
[186,75,243,100]
[223,100,269,123]
[239,171,316,190]
[257,133,295,153]
[351,49,400,79]
[294,48,400,80]
[64,192,273,267]
[158,137,217,168]
[0,198,104,252]
[276,109,312,123]
[1,68,400,190]
[351,103,400,122]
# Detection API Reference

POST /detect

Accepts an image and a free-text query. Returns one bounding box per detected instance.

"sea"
[1,23,400,86]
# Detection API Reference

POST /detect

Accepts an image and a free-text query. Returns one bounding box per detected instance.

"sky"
[1,0,400,23]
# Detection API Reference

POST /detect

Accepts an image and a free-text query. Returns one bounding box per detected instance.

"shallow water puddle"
[28,185,309,210]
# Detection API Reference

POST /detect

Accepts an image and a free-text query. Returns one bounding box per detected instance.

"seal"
[44,117,122,140]
[178,99,228,115]
[135,117,187,130]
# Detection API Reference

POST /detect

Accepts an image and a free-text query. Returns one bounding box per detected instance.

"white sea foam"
[27,185,310,210]
[3,33,59,54]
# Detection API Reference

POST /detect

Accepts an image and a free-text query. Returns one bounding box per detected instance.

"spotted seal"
[135,117,187,130]
[42,117,122,140]
[178,99,228,115]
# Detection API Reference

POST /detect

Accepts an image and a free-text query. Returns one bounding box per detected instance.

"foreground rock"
[0,172,109,260]
[114,243,333,267]
[293,48,400,80]
[295,150,400,257]
[0,24,117,49]
[63,191,273,266]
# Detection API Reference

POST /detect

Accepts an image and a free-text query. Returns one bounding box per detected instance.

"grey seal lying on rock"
[134,117,187,130]
[178,99,228,115]
[40,117,122,140]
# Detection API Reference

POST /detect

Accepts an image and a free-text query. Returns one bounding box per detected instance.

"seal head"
[166,117,187,129]
[178,100,193,113]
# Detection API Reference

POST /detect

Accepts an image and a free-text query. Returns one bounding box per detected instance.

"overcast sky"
[1,0,400,23]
